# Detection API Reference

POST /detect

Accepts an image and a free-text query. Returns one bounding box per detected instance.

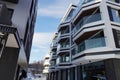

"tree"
[29,60,44,74]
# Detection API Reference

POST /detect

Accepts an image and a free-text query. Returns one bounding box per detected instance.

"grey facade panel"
[105,59,120,80]
[0,47,19,80]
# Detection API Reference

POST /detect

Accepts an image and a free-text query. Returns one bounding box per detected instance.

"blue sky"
[29,0,79,63]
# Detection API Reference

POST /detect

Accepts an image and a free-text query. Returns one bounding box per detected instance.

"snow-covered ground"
[27,72,46,80]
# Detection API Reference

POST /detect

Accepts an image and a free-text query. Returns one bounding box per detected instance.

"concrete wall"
[105,59,120,80]
[0,0,33,39]
[12,0,32,39]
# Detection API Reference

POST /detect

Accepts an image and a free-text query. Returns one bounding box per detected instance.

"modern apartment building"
[0,0,37,80]
[48,0,120,80]
[43,52,50,80]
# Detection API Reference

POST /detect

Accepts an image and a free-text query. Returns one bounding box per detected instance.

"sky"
[29,0,80,63]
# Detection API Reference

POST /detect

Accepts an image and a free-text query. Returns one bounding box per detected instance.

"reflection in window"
[65,9,75,21]
[82,61,106,80]
[108,7,120,23]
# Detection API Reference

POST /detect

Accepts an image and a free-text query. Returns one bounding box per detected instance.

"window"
[65,9,75,21]
[108,7,120,23]
[82,61,106,80]
[8,8,14,19]
[113,29,120,48]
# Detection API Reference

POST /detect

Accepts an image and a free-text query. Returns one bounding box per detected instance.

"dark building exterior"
[0,0,37,80]
[47,0,120,80]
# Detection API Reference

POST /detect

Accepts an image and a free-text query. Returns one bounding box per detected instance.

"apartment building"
[43,53,50,80]
[0,0,37,80]
[48,0,120,80]
[49,4,77,80]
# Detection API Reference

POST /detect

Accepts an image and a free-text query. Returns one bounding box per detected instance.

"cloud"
[37,0,79,18]
[29,32,55,63]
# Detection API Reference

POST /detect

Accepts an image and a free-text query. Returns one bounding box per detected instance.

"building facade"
[43,52,51,80]
[48,0,120,80]
[0,0,37,80]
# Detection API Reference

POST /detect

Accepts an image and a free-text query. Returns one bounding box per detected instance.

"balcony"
[44,60,50,66]
[57,26,70,41]
[60,4,76,23]
[50,60,56,69]
[72,37,106,55]
[72,13,101,35]
[43,68,49,73]
[50,51,57,60]
[57,42,70,53]
[51,40,57,50]
[57,39,70,54]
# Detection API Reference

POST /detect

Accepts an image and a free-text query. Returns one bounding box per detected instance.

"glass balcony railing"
[72,13,101,35]
[83,0,97,4]
[50,61,56,67]
[85,37,106,49]
[57,43,70,51]
[65,56,70,62]
[58,28,69,38]
[56,57,60,64]
[72,37,106,55]
[56,55,70,64]
[51,40,57,47]
[61,44,70,49]
[51,51,56,56]
[109,0,120,3]
[73,0,101,21]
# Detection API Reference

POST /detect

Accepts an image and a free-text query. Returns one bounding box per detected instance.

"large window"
[82,61,106,80]
[108,7,120,23]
